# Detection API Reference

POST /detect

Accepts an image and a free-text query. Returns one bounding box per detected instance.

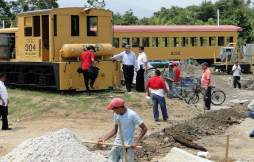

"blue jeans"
[151,93,168,121]
[247,109,254,135]
[173,82,180,98]
[166,81,174,99]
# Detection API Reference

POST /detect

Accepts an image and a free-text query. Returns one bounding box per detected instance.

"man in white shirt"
[110,45,138,92]
[0,73,11,130]
[232,61,241,89]
[136,46,148,92]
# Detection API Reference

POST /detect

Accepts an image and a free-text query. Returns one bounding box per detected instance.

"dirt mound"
[178,64,202,77]
[134,104,247,161]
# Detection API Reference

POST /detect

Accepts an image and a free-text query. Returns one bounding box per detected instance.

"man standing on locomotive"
[110,45,138,92]
[81,46,97,95]
[201,62,212,110]
[136,46,148,92]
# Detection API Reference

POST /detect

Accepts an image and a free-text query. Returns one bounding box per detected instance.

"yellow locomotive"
[0,8,121,91]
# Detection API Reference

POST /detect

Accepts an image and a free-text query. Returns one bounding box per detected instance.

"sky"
[58,0,219,18]
[4,0,219,18]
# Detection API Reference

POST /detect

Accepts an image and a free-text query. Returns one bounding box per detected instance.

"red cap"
[107,98,125,110]
[173,62,177,66]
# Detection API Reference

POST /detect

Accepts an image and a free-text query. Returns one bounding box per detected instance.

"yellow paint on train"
[0,8,121,91]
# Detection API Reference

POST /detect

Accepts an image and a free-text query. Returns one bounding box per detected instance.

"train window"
[227,36,233,44]
[218,37,225,46]
[162,37,169,47]
[142,37,150,47]
[33,16,40,37]
[191,37,198,47]
[54,15,57,36]
[122,38,130,47]
[181,37,188,47]
[71,15,79,36]
[209,37,216,46]
[24,17,32,37]
[113,38,119,48]
[171,37,179,47]
[132,38,140,47]
[200,37,207,46]
[87,16,97,36]
[152,37,159,47]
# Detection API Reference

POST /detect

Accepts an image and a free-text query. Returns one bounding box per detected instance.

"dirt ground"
[1,74,254,161]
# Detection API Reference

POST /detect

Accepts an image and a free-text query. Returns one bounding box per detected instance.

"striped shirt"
[113,51,138,68]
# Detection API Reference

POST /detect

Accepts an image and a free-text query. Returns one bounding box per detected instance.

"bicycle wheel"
[211,90,226,105]
[184,91,199,104]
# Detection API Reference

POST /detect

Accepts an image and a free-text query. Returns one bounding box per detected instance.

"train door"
[42,15,49,61]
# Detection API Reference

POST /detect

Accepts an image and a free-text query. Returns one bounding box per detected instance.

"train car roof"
[18,7,111,15]
[113,25,242,32]
[0,28,18,33]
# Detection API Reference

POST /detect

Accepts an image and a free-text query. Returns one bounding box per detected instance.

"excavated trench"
[88,104,247,161]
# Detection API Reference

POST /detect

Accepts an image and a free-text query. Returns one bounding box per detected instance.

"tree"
[121,9,138,25]
[233,9,253,45]
[29,0,59,10]
[113,12,125,25]
[198,0,216,22]
[85,0,105,9]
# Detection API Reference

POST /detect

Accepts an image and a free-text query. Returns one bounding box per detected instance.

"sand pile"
[0,128,111,162]
[178,64,202,77]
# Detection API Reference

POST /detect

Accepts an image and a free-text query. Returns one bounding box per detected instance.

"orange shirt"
[201,69,212,87]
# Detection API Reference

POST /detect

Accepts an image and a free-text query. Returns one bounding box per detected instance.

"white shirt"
[151,89,164,97]
[248,99,254,111]
[113,51,138,68]
[137,52,147,70]
[0,81,8,106]
[232,64,241,76]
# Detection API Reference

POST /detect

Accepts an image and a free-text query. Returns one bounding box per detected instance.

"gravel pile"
[178,64,202,77]
[0,128,111,162]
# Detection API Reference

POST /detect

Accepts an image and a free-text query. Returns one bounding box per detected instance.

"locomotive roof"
[113,25,242,32]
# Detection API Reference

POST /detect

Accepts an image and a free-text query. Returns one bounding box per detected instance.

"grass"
[6,87,148,119]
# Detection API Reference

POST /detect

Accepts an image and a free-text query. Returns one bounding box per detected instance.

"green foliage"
[85,0,105,9]
[0,0,58,28]
[233,9,253,45]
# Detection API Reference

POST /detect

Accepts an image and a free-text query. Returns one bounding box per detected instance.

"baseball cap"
[125,45,131,49]
[88,45,96,52]
[201,62,208,66]
[173,62,177,66]
[107,98,125,110]
[190,56,193,59]
[235,60,239,63]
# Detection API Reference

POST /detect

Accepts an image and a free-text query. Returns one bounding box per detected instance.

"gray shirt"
[163,68,176,82]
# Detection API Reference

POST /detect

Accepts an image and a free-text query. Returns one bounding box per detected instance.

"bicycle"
[185,82,226,105]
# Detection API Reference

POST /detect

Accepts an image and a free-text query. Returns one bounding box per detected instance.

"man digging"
[98,98,147,162]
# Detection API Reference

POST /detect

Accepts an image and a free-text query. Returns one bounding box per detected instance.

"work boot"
[249,133,254,138]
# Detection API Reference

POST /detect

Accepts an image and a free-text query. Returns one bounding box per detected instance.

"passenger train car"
[112,25,242,64]
[0,8,121,91]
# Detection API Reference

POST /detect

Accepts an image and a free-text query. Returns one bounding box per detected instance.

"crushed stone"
[0,128,111,162]
[178,64,202,77]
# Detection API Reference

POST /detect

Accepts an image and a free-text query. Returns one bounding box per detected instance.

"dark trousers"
[82,70,96,91]
[136,67,145,92]
[123,65,134,92]
[203,86,212,109]
[0,105,9,129]
[233,76,241,89]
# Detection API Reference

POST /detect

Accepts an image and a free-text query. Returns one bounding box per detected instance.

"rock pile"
[178,64,202,77]
[0,128,111,162]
